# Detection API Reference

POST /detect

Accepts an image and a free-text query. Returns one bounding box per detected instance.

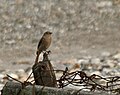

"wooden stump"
[32,52,57,87]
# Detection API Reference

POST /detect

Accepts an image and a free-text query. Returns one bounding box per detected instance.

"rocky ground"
[0,0,120,94]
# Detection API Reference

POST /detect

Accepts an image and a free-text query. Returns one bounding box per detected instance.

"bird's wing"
[37,37,43,49]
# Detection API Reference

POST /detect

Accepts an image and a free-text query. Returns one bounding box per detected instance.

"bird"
[35,31,52,63]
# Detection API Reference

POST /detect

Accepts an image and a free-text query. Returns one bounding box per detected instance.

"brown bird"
[35,31,52,63]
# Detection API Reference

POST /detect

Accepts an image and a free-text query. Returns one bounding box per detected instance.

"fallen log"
[1,81,116,95]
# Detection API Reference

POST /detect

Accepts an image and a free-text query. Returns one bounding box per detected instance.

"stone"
[101,52,111,57]
[5,40,16,45]
[113,53,120,59]
[90,58,101,64]
[78,58,90,64]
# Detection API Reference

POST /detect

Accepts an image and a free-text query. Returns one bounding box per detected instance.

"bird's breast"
[43,36,52,49]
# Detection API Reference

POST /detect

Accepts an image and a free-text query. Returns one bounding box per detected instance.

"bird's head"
[44,31,52,35]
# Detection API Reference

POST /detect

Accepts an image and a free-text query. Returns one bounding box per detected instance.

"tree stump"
[32,52,57,87]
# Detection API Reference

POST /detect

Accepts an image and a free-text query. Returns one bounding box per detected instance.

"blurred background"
[0,0,120,90]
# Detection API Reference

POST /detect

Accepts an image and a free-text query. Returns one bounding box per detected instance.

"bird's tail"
[35,51,41,64]
[36,50,39,55]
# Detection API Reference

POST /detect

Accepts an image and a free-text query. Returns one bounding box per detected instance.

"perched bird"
[35,31,52,63]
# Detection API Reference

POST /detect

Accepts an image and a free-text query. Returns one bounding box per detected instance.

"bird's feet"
[42,50,51,55]
[43,50,51,61]
[46,50,51,55]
